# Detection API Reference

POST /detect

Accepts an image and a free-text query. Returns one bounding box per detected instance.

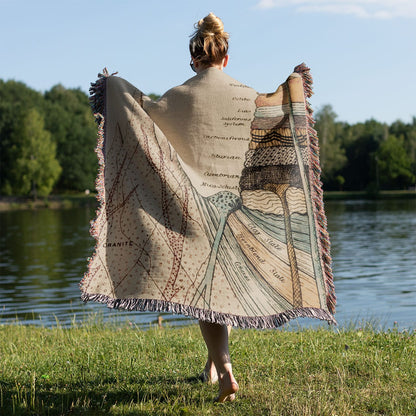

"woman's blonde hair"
[189,13,229,66]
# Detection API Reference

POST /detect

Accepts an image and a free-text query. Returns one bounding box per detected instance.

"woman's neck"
[193,55,228,74]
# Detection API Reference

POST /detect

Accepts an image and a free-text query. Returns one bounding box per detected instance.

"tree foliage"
[376,135,415,188]
[44,85,97,191]
[10,108,61,197]
[314,105,347,185]
[0,80,97,196]
[314,105,416,191]
[0,80,46,194]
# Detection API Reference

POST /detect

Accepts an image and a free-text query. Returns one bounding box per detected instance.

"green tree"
[341,119,388,191]
[0,102,19,194]
[389,118,416,181]
[10,108,61,197]
[314,105,347,188]
[147,93,161,101]
[44,85,97,191]
[0,80,45,194]
[376,135,415,189]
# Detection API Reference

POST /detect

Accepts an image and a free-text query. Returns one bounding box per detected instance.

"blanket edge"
[81,291,337,328]
[294,63,336,314]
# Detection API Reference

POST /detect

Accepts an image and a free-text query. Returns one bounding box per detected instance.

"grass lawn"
[0,321,415,415]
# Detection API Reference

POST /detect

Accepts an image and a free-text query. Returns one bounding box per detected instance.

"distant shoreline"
[323,190,416,200]
[0,190,415,211]
[0,194,97,211]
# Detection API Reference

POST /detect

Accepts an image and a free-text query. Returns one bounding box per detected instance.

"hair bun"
[197,12,227,38]
[189,13,229,65]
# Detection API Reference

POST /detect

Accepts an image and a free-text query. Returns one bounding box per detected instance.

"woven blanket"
[80,64,336,328]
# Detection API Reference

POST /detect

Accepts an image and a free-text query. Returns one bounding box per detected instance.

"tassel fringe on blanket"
[80,63,336,329]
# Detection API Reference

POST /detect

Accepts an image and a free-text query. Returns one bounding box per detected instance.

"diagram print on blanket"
[80,64,336,329]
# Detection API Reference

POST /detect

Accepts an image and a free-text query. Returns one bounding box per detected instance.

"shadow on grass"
[1,374,209,416]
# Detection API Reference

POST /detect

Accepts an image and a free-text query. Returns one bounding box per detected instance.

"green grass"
[0,321,415,415]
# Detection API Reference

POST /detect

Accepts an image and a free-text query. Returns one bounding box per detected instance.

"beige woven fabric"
[143,68,258,197]
[81,65,336,328]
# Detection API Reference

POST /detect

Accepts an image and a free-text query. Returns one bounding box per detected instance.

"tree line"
[0,80,415,197]
[315,105,415,191]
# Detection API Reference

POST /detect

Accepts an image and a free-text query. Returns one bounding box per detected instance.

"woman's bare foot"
[215,372,239,403]
[200,358,218,384]
[198,322,236,402]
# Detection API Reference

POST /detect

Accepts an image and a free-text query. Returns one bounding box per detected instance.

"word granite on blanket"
[80,63,336,328]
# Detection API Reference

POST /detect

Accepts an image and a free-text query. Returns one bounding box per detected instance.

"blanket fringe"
[80,69,114,290]
[81,292,337,329]
[294,63,336,314]
[89,68,118,117]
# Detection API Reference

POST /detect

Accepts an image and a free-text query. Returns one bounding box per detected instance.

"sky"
[1,0,415,125]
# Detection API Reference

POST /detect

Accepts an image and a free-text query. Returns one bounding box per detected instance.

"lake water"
[0,199,415,330]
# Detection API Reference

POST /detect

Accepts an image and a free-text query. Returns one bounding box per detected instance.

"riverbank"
[0,190,415,211]
[323,190,416,200]
[1,323,414,415]
[0,194,97,211]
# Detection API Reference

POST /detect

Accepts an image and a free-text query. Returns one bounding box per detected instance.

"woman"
[82,12,336,404]
[144,13,243,402]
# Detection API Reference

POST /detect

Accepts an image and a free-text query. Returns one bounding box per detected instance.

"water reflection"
[325,199,416,329]
[0,199,415,329]
[1,206,194,327]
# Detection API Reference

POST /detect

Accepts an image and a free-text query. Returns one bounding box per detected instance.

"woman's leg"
[199,321,239,402]
[201,325,232,384]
